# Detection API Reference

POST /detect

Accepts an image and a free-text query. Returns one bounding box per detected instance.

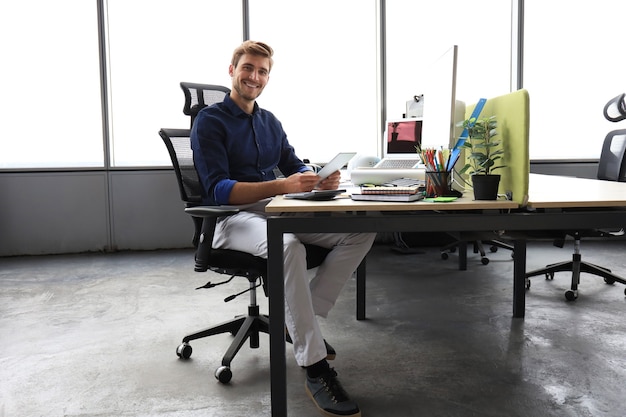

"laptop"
[373,118,424,169]
[350,118,425,185]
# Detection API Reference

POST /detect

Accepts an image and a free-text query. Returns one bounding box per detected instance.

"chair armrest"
[184,206,240,255]
[184,206,240,218]
[184,206,240,272]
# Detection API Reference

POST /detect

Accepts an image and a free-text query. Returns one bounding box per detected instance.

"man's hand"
[284,171,321,192]
[316,170,341,190]
[228,170,340,204]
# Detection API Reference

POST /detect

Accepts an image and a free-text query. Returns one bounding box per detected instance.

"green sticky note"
[423,196,457,202]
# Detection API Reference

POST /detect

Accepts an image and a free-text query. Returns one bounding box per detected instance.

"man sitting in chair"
[190,40,375,417]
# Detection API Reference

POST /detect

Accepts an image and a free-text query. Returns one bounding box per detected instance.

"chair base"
[441,238,514,270]
[526,252,626,300]
[178,304,269,383]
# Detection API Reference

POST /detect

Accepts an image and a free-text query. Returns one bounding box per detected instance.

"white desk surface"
[527,173,626,208]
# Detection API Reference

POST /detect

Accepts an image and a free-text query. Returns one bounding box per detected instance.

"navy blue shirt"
[190,94,310,205]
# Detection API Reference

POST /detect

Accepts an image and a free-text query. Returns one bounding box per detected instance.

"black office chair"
[440,235,513,267]
[525,125,626,300]
[180,81,231,128]
[159,127,333,384]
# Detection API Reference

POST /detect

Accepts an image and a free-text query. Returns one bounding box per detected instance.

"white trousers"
[213,200,376,367]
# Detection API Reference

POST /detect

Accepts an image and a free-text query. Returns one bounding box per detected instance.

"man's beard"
[234,80,263,101]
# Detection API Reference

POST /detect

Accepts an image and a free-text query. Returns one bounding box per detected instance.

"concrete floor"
[1,238,626,417]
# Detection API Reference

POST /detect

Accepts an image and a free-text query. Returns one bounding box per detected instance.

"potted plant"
[459,115,506,200]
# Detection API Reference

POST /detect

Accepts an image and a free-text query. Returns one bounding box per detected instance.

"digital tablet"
[284,189,346,201]
[315,152,357,181]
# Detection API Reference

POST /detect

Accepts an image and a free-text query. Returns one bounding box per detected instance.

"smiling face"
[229,53,271,113]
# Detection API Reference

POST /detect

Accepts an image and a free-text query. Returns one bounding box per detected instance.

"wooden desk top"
[265,174,626,213]
[265,193,518,213]
[527,173,626,208]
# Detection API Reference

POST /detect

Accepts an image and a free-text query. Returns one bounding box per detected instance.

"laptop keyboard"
[376,159,419,169]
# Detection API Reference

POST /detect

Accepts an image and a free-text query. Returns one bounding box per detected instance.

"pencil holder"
[425,171,451,197]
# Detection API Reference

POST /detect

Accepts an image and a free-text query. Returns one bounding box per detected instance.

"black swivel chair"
[159,127,333,383]
[525,99,626,300]
[165,82,366,383]
[440,235,513,267]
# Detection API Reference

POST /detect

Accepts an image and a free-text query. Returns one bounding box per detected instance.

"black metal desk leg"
[458,240,468,271]
[356,258,366,320]
[512,239,527,318]
[267,221,287,417]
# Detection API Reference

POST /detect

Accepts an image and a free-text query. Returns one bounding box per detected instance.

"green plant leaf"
[460,114,506,176]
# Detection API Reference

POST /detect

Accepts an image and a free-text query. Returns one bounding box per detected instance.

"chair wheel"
[481,257,489,265]
[545,272,554,280]
[565,290,578,301]
[176,342,192,359]
[604,277,615,285]
[525,279,531,290]
[489,246,498,253]
[215,366,232,384]
[441,252,449,260]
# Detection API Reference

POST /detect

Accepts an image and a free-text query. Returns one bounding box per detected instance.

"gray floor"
[1,238,626,417]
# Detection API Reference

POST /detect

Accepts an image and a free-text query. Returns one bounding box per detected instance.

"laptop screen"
[384,118,423,158]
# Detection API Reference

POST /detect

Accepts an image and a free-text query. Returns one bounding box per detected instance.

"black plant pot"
[472,174,501,200]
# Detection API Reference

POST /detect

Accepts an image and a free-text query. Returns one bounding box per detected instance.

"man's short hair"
[231,40,274,71]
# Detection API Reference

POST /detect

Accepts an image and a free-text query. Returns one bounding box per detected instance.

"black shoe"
[285,330,336,361]
[324,340,336,361]
[305,368,361,417]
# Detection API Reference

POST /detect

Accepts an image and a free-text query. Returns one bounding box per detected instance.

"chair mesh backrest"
[159,128,203,204]
[597,129,626,182]
[180,82,230,128]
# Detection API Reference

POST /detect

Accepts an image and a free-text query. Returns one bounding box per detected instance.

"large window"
[524,0,626,160]
[0,0,102,168]
[386,0,513,132]
[249,0,378,163]
[5,1,624,169]
[106,0,242,167]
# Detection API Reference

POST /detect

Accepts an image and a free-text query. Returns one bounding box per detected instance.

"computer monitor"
[421,45,465,149]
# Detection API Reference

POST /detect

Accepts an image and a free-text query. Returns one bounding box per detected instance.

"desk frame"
[266,207,626,417]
